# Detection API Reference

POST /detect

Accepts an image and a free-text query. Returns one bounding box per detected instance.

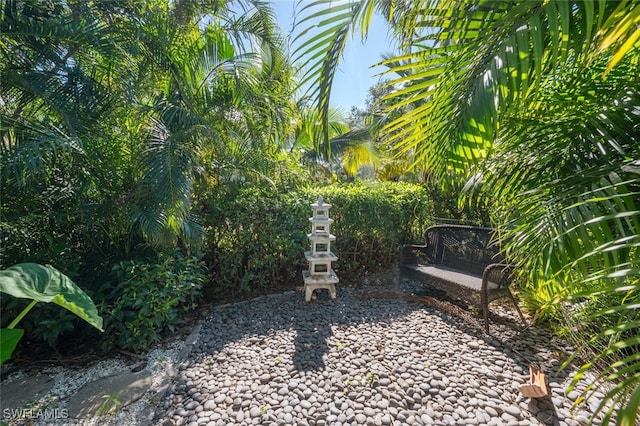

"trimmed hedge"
[200,182,432,299]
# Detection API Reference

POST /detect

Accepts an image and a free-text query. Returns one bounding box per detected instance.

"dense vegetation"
[0,0,433,350]
[202,182,431,298]
[1,0,639,423]
[296,0,640,423]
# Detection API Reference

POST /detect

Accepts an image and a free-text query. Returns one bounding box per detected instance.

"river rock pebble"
[156,277,611,425]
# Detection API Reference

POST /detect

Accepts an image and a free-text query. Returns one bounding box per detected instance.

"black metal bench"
[400,224,526,333]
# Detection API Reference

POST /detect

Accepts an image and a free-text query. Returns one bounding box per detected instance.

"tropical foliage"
[0,0,402,354]
[4,0,639,421]
[0,0,301,351]
[102,253,205,351]
[0,263,103,364]
[293,0,640,423]
[0,0,297,255]
[288,105,379,179]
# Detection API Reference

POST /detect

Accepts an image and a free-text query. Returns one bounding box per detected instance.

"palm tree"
[288,105,378,179]
[292,1,640,423]
[1,0,299,251]
[115,0,298,248]
[0,0,120,183]
[0,0,141,268]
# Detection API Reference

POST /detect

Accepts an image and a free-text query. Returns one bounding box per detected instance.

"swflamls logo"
[2,408,69,419]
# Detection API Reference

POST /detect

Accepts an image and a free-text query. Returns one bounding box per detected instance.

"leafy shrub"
[312,182,432,275]
[28,308,78,347]
[101,252,205,351]
[200,181,431,298]
[202,186,310,299]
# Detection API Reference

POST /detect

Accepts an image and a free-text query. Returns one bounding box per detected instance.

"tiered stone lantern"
[303,196,339,301]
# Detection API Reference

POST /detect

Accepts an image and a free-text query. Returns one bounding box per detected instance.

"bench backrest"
[425,225,503,276]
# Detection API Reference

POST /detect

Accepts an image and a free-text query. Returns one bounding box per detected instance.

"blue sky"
[271,1,398,112]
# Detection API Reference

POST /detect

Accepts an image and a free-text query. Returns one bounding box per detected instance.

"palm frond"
[380,1,630,180]
[302,127,379,178]
[291,0,380,158]
[340,142,379,178]
[461,36,640,425]
[1,118,84,183]
[135,117,199,247]
[596,1,640,74]
[291,106,348,154]
[222,0,286,67]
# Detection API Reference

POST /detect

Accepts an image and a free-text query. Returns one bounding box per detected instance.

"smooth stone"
[363,407,376,417]
[154,286,601,426]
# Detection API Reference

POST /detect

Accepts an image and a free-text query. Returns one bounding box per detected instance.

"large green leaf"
[0,263,103,331]
[0,328,24,365]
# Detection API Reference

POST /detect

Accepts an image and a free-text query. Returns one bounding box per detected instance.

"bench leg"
[481,290,490,334]
[482,289,527,333]
[508,291,527,327]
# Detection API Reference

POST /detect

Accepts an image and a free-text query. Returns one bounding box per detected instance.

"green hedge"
[200,182,432,299]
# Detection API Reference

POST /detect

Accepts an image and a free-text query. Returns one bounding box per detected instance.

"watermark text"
[3,408,69,420]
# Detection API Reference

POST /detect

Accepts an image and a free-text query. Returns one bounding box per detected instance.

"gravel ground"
[154,277,609,426]
[1,342,187,426]
[3,273,611,426]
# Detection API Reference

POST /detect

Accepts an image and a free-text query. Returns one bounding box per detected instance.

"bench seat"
[405,264,499,292]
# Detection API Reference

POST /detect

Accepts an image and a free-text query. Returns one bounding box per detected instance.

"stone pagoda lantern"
[303,196,339,301]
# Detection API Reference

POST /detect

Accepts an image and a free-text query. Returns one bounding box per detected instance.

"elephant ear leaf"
[0,328,24,364]
[0,263,103,331]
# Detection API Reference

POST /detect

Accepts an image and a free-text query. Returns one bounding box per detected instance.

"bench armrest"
[400,244,429,265]
[482,263,515,291]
